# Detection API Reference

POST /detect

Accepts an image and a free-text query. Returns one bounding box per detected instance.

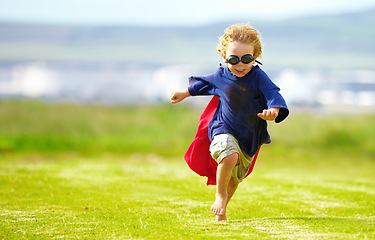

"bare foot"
[211,194,227,218]
[216,213,227,221]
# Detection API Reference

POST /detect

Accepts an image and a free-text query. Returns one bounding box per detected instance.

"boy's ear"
[220,52,226,62]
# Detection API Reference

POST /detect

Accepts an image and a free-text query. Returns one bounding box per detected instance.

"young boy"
[170,23,289,221]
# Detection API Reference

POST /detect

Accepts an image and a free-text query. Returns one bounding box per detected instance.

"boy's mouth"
[235,68,245,73]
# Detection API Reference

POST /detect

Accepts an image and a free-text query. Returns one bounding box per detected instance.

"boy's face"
[223,41,255,78]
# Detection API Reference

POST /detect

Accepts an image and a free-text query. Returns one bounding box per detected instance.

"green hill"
[0,9,374,68]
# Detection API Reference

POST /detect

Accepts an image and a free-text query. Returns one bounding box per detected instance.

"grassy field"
[0,100,374,239]
[0,101,199,156]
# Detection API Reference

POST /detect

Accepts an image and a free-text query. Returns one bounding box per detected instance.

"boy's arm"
[257,107,280,121]
[170,88,191,104]
[257,72,289,123]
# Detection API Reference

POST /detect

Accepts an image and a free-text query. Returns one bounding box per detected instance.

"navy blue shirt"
[188,65,289,157]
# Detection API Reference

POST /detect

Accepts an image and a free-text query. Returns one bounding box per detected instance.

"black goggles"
[226,54,262,65]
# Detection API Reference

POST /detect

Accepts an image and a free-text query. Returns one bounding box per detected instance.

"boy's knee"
[221,153,238,167]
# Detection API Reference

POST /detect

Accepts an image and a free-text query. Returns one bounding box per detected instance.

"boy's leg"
[211,152,238,220]
[215,177,239,221]
[226,177,239,205]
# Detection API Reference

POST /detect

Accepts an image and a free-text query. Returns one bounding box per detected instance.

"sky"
[0,0,375,26]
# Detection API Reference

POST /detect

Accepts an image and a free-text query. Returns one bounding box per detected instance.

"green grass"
[0,100,374,239]
[0,100,199,156]
[1,100,374,157]
[0,151,373,239]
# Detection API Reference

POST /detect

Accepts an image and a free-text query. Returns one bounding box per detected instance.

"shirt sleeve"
[188,75,216,96]
[257,71,289,123]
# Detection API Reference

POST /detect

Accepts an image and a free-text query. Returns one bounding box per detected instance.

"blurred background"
[1,2,374,237]
[0,0,374,111]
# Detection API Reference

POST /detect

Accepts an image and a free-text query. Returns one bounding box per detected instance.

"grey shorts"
[209,133,254,184]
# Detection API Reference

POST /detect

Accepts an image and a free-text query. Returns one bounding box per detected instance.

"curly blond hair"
[217,23,262,59]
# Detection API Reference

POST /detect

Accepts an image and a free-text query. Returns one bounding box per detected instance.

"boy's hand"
[170,89,191,104]
[257,107,280,121]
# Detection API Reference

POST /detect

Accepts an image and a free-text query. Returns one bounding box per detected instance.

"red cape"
[184,96,260,185]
